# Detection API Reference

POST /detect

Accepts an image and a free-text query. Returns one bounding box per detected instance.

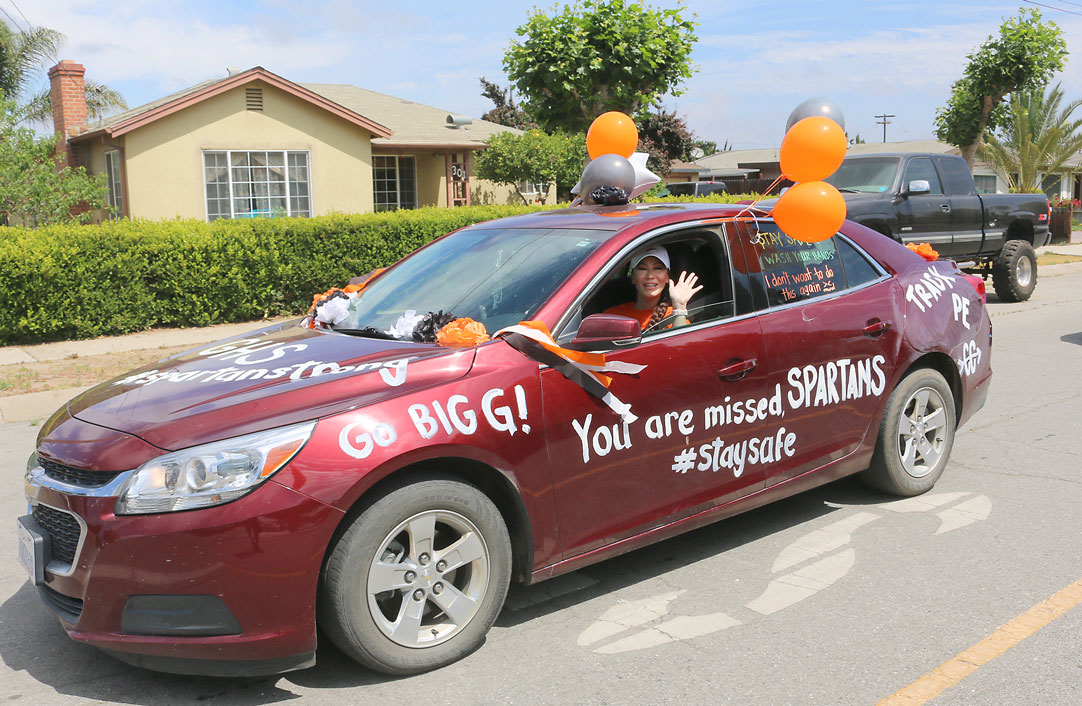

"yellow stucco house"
[49,61,532,221]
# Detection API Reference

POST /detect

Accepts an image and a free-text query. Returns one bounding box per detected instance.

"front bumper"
[24,471,343,676]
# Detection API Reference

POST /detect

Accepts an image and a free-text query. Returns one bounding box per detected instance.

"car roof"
[467,202,752,233]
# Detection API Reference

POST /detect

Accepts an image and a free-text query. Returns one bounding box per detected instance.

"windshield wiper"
[333,327,397,340]
[834,187,862,193]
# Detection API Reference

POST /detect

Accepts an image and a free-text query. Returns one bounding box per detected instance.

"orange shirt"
[604,302,673,331]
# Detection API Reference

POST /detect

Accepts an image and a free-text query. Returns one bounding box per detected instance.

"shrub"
[0,205,544,345]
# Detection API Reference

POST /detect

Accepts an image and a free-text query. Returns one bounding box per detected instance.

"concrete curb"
[0,385,95,424]
[0,317,293,368]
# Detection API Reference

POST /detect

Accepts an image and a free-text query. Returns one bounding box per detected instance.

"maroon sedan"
[19,204,990,676]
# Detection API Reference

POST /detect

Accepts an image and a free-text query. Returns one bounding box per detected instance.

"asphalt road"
[2,271,1080,706]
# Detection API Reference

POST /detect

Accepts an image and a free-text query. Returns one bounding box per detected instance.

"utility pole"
[875,113,895,143]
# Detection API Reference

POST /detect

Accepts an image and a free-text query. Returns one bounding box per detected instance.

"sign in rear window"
[752,228,843,307]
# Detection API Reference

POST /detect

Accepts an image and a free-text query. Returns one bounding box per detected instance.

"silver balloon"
[785,97,846,133]
[574,154,636,201]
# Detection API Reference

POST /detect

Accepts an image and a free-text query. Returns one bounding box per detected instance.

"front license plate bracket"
[17,515,50,586]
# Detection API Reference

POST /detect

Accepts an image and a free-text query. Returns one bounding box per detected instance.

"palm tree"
[979,83,1082,193]
[0,20,126,124]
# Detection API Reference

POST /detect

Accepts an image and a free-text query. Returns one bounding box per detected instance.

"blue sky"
[17,0,1082,150]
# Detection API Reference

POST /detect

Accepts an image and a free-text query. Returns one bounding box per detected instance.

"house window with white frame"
[105,150,123,218]
[973,175,997,194]
[203,150,311,221]
[373,155,417,211]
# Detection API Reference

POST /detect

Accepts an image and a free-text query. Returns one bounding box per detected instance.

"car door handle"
[863,320,891,336]
[718,358,756,379]
[940,204,951,212]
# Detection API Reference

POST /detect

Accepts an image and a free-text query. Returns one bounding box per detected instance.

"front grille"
[39,457,121,488]
[33,504,81,565]
[39,584,83,623]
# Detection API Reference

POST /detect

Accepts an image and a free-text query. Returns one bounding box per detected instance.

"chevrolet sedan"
[19,203,990,676]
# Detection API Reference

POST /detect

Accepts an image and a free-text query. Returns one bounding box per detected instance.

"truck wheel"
[319,477,511,675]
[862,368,956,496]
[991,239,1037,302]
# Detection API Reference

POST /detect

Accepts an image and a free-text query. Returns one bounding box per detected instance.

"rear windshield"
[337,227,609,334]
[826,157,900,193]
[666,183,695,196]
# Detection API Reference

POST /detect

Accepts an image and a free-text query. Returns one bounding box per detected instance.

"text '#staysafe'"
[572,355,887,479]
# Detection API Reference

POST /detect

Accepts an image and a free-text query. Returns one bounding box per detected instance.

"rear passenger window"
[935,157,976,196]
[837,238,881,287]
[745,224,845,307]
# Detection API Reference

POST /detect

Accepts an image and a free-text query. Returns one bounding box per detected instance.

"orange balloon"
[771,181,846,243]
[587,112,639,159]
[779,116,847,183]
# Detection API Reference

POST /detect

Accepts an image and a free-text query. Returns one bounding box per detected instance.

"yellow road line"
[878,576,1082,706]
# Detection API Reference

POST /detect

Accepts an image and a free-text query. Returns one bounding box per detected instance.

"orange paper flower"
[436,318,490,346]
[906,242,939,262]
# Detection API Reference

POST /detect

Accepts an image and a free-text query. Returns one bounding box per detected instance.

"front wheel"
[991,239,1037,302]
[319,477,511,675]
[862,369,956,496]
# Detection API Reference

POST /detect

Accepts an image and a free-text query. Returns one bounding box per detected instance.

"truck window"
[935,157,975,196]
[903,158,943,195]
[666,183,695,196]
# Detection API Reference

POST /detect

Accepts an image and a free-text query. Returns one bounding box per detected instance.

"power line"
[1021,0,1082,16]
[0,3,26,31]
[6,0,32,27]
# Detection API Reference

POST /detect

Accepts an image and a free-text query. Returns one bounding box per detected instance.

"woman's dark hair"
[645,289,671,330]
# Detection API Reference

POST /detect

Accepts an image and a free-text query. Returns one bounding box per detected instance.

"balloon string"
[732,174,787,246]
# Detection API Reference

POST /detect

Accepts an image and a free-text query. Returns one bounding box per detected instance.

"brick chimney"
[48,60,88,167]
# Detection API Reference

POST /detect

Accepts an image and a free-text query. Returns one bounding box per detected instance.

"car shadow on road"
[1060,332,1082,346]
[494,475,887,629]
[0,477,891,695]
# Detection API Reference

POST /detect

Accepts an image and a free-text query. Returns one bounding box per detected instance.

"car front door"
[896,157,953,253]
[543,225,772,558]
[935,156,984,257]
[737,222,904,486]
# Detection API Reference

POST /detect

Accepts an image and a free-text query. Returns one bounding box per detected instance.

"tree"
[0,20,126,123]
[479,78,536,130]
[502,0,697,133]
[0,102,110,225]
[934,8,1067,169]
[637,109,695,176]
[689,139,718,158]
[475,130,587,204]
[978,83,1082,193]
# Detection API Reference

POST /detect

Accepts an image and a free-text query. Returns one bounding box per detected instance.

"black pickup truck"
[825,153,1051,301]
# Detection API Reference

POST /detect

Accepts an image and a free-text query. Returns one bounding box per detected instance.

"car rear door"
[736,222,904,486]
[542,224,771,558]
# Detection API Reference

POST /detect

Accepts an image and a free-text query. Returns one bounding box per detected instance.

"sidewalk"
[0,317,292,424]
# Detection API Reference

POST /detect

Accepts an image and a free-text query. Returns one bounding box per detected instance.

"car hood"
[68,320,477,451]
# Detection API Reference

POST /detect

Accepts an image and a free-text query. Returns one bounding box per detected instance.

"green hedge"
[0,205,544,346]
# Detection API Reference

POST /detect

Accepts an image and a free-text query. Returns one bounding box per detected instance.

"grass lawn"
[1037,252,1082,266]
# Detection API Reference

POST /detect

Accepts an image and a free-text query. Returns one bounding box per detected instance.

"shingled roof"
[70,66,518,150]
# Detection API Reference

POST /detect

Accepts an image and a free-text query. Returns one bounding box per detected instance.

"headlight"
[115,421,315,515]
[26,452,40,479]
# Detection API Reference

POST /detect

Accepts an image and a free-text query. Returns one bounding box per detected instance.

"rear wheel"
[319,477,511,675]
[991,239,1036,302]
[862,369,956,496]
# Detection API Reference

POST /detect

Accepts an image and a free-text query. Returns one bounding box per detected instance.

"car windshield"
[825,157,900,193]
[336,227,609,335]
[666,183,695,196]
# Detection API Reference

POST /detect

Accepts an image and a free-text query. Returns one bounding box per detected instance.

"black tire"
[862,369,956,496]
[991,239,1037,302]
[319,477,511,675]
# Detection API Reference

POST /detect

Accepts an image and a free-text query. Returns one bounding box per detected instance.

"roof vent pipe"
[447,114,473,129]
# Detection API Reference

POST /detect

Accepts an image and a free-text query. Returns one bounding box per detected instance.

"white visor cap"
[629,246,670,273]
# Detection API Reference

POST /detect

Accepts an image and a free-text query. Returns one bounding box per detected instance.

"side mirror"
[906,179,931,195]
[566,314,642,351]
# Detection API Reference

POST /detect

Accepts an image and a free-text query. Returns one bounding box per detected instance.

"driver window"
[904,158,943,195]
[559,228,736,343]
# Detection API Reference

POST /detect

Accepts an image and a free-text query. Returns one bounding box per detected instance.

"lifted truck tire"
[991,239,1037,302]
